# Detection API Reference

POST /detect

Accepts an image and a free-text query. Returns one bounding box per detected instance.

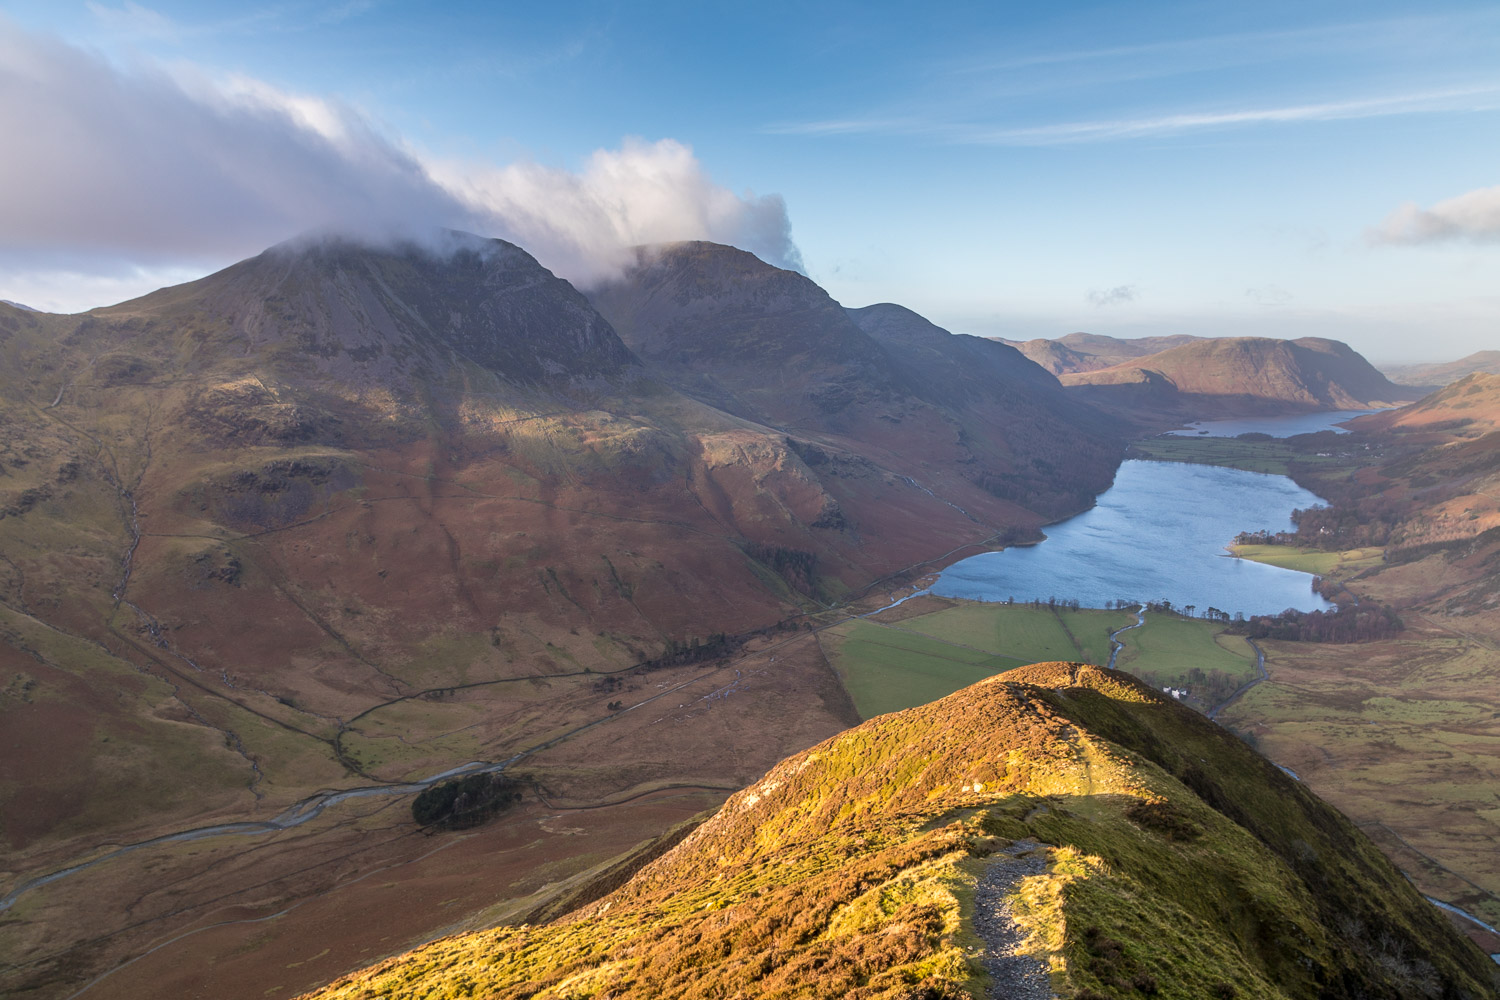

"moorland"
[1,233,1493,997]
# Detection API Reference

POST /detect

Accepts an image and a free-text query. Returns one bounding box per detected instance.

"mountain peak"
[97,229,639,388]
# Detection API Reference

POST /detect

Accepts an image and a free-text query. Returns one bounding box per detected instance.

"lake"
[932,460,1334,616]
[1166,409,1379,437]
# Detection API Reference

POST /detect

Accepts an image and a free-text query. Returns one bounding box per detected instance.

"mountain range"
[0,232,1121,998]
[1005,332,1422,423]
[1378,351,1500,389]
[2,232,1489,999]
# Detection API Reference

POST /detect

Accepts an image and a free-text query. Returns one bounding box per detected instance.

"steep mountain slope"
[0,236,1126,999]
[1061,336,1420,422]
[846,303,1120,515]
[1352,371,1500,440]
[1002,332,1201,375]
[1305,373,1500,581]
[306,664,1496,1000]
[589,243,1122,521]
[1380,351,1500,388]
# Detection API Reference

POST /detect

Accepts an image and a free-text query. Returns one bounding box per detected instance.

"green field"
[828,600,1260,720]
[1229,543,1384,577]
[1128,436,1348,476]
[824,602,1134,719]
[1110,614,1259,712]
[1111,615,1257,683]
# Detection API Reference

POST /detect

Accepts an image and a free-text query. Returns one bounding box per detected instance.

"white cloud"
[0,22,464,263]
[0,20,801,309]
[1086,284,1138,307]
[431,139,803,286]
[1370,184,1500,245]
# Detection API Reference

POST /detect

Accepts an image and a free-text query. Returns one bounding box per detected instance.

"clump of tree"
[1235,497,1404,552]
[1225,604,1402,643]
[412,772,522,830]
[744,542,819,596]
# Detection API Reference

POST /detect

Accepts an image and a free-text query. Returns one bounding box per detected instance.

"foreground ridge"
[304,663,1494,1000]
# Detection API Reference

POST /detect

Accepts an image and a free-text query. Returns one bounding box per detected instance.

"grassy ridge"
[303,664,1495,1000]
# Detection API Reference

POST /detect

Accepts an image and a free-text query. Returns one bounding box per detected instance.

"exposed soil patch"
[973,838,1054,1000]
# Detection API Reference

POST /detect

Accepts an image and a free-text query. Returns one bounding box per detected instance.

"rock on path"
[973,839,1055,1000]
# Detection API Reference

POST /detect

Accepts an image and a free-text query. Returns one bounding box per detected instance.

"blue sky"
[2,1,1497,361]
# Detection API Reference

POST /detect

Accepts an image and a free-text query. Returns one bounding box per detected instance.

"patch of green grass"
[830,604,1136,720]
[1113,615,1256,684]
[1128,436,1350,476]
[1229,544,1384,577]
[897,604,1128,665]
[826,619,1015,719]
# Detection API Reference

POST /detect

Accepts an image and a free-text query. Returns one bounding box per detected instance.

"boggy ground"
[48,790,720,1000]
[1221,616,1500,944]
[1,622,858,999]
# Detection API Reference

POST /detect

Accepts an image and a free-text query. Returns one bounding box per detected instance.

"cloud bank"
[1371,184,1500,245]
[0,20,801,308]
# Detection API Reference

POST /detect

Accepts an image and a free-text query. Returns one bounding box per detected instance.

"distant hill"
[1379,351,1500,388]
[1057,336,1423,423]
[0,299,38,312]
[1349,371,1500,441]
[1282,372,1500,612]
[1001,332,1201,375]
[305,664,1495,1000]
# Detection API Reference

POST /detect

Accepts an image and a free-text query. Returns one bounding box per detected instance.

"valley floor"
[827,585,1500,961]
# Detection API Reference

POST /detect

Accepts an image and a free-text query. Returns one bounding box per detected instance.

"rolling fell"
[304,663,1496,1000]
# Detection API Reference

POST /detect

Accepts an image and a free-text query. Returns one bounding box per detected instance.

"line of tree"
[1224,604,1402,643]
[1005,595,1085,610]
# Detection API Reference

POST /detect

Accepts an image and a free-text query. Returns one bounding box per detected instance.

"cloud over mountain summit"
[0,18,801,307]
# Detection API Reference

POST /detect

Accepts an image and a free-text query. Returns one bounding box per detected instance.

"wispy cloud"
[771,85,1500,146]
[85,1,180,41]
[768,9,1500,147]
[1370,184,1500,245]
